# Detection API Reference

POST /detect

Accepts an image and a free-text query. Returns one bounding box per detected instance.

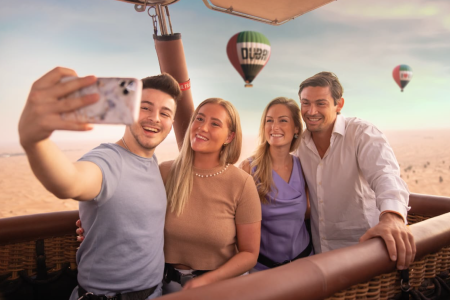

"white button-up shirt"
[295,115,410,253]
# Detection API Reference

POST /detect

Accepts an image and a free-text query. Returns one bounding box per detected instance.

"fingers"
[51,118,94,132]
[359,230,370,243]
[409,230,416,265]
[49,75,97,99]
[33,67,79,90]
[54,93,99,114]
[401,228,415,268]
[35,114,94,132]
[385,237,398,263]
[360,220,416,270]
[76,219,85,242]
[393,228,416,269]
[359,225,398,263]
[394,234,406,269]
[19,67,98,148]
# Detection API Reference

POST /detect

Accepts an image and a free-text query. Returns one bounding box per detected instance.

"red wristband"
[179,79,191,91]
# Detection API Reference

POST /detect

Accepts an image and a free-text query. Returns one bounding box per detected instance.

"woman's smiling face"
[265,104,298,148]
[190,103,234,156]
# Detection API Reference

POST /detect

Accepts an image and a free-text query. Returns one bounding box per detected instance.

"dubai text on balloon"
[226,31,271,87]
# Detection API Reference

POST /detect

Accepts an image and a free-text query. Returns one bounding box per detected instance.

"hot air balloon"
[227,31,271,87]
[393,64,413,92]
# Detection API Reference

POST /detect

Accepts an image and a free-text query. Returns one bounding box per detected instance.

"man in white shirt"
[295,71,415,270]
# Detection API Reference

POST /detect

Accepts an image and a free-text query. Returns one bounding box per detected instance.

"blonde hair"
[250,97,303,203]
[165,98,242,215]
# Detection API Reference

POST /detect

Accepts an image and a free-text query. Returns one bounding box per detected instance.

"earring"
[223,143,228,146]
[294,133,299,139]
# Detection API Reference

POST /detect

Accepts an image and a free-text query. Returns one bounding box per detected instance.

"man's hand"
[76,219,85,243]
[360,212,415,270]
[19,67,99,149]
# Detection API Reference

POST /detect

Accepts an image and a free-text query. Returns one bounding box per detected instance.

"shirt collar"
[301,114,346,141]
[333,114,346,137]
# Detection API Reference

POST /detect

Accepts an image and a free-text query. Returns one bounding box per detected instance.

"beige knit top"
[160,161,261,271]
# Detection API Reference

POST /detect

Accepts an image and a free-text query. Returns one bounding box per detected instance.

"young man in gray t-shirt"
[18,67,181,299]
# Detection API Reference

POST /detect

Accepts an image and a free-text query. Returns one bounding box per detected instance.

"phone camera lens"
[120,81,126,87]
[123,89,129,95]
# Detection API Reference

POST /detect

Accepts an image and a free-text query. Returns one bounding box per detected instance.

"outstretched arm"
[19,67,102,201]
[356,125,415,269]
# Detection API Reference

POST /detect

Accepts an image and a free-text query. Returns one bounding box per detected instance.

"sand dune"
[0,129,449,219]
[385,129,450,197]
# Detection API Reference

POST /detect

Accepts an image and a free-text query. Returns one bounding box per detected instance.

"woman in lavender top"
[240,97,313,271]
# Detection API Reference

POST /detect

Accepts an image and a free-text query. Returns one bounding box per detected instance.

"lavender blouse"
[253,156,312,271]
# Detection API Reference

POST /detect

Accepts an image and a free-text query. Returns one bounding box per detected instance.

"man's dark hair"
[141,73,182,102]
[298,72,344,106]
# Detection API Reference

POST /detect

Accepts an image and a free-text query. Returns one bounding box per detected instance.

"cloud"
[1,0,450,144]
[318,0,450,31]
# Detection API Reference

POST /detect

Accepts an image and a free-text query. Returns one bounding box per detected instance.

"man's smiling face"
[129,88,176,152]
[300,86,343,134]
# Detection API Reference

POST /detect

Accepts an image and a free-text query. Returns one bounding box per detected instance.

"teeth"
[144,127,158,132]
[271,134,283,137]
[196,134,208,141]
[309,118,320,122]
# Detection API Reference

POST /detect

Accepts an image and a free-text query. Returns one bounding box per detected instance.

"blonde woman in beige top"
[77,98,261,294]
[160,98,261,293]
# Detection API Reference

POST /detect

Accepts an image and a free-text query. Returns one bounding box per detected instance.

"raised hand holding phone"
[18,67,99,149]
[60,77,142,125]
[18,67,108,201]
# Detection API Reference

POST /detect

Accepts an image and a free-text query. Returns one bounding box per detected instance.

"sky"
[1,0,450,145]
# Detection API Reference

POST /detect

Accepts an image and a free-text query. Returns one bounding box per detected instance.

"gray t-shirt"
[74,143,166,296]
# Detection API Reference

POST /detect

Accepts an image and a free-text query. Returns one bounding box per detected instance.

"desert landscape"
[1,129,449,219]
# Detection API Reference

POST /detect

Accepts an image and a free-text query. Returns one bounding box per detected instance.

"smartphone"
[59,77,142,125]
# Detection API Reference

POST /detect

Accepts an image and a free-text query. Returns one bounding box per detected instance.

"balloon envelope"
[227,31,271,87]
[393,64,412,92]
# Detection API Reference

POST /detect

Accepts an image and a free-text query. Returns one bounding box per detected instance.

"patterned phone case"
[60,77,142,125]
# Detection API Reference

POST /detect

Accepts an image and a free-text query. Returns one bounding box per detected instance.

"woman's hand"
[182,275,212,290]
[76,219,85,242]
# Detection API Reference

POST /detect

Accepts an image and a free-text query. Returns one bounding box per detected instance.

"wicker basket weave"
[0,234,79,281]
[326,213,450,300]
[1,213,449,299]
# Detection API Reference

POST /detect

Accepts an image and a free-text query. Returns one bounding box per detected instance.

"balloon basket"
[245,83,253,88]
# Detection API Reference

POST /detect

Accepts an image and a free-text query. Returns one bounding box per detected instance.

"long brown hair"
[251,97,303,203]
